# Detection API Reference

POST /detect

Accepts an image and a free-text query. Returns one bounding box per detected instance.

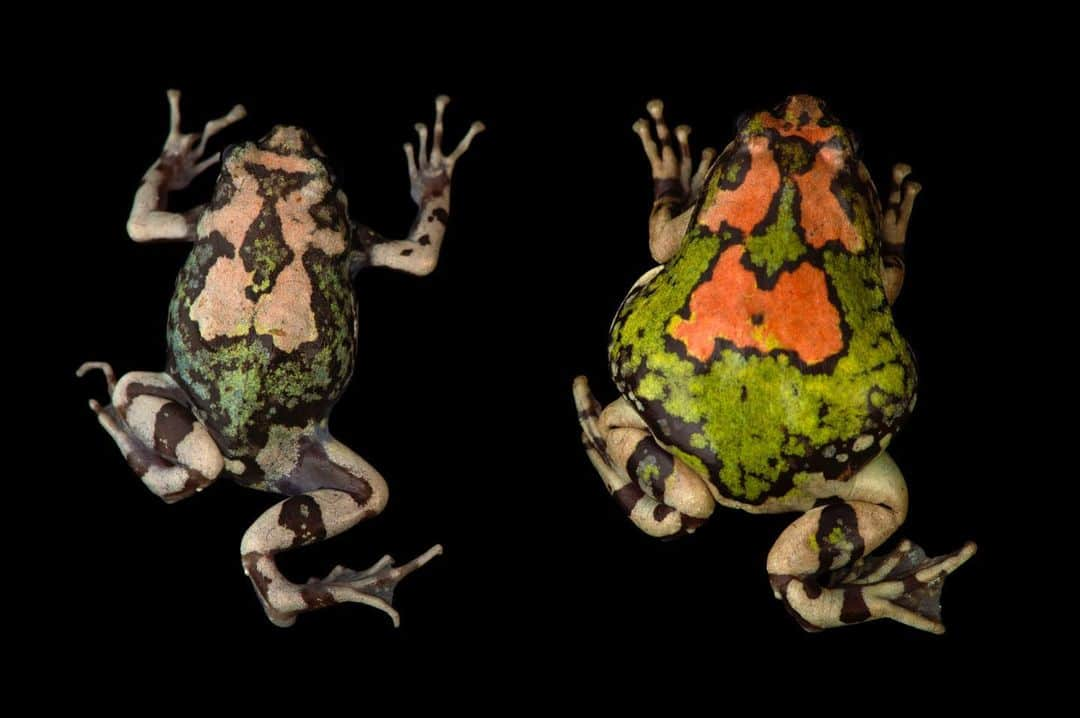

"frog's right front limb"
[126,89,245,243]
[361,95,484,276]
[573,377,714,537]
[76,363,225,503]
[633,100,716,263]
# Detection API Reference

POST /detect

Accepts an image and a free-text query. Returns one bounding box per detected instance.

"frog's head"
[257,125,328,161]
[219,125,336,186]
[736,95,859,158]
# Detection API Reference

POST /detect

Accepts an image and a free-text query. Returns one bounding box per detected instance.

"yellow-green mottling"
[744,182,806,276]
[610,194,915,503]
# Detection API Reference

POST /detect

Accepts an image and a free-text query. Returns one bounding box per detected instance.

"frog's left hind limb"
[573,376,714,538]
[240,435,442,628]
[767,453,976,633]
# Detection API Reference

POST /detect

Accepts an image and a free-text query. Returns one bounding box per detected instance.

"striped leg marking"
[766,452,976,633]
[240,437,441,628]
[77,363,223,503]
[573,376,714,538]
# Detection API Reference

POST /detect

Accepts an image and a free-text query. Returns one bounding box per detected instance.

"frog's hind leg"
[573,376,715,538]
[77,363,224,502]
[767,452,976,633]
[240,434,441,628]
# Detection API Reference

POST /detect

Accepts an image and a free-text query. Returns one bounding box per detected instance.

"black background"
[39,34,1026,690]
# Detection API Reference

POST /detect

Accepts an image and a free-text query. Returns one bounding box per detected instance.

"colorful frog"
[573,96,975,633]
[79,90,483,627]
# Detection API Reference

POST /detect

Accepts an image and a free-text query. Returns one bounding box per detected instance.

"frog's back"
[610,96,916,505]
[166,126,357,456]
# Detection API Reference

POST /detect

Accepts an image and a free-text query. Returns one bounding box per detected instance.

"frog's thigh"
[240,437,440,628]
[78,365,223,503]
[766,453,976,633]
[574,378,714,538]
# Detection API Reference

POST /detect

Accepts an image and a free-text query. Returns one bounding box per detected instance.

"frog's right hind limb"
[767,453,976,633]
[573,376,714,538]
[240,436,442,628]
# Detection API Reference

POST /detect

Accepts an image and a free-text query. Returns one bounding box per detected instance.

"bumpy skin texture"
[574,96,975,633]
[80,92,482,627]
[167,129,358,470]
[610,100,915,505]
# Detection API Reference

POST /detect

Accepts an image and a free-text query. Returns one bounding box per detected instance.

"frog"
[78,90,483,627]
[573,95,976,633]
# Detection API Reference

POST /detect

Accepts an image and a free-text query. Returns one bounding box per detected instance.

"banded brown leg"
[240,435,441,628]
[573,376,714,538]
[767,452,976,633]
[77,363,224,503]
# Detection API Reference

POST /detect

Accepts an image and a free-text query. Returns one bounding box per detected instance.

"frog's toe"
[777,540,977,634]
[300,545,444,627]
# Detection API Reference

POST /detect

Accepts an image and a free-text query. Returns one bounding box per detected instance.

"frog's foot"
[240,435,441,627]
[573,376,714,538]
[159,89,247,191]
[634,100,715,262]
[767,453,977,633]
[404,95,485,204]
[633,99,716,207]
[77,364,223,502]
[881,162,921,304]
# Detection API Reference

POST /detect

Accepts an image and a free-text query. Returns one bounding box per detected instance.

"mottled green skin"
[166,136,356,460]
[609,110,917,505]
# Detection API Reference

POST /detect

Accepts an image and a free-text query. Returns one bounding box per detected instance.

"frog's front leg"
[126,89,246,243]
[633,100,716,263]
[358,95,484,276]
[573,377,714,537]
[76,363,225,502]
[881,163,922,304]
[768,453,976,633]
[240,435,441,627]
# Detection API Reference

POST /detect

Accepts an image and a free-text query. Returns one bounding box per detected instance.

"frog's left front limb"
[633,100,716,263]
[360,96,484,276]
[240,435,441,628]
[767,453,976,633]
[126,90,246,243]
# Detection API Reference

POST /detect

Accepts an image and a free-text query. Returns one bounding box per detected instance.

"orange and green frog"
[574,95,976,633]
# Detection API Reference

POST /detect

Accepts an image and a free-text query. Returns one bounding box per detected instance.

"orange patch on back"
[699,137,780,234]
[671,246,843,365]
[793,148,863,252]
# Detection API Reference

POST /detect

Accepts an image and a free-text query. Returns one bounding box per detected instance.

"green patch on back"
[744,182,805,276]
[610,228,916,502]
